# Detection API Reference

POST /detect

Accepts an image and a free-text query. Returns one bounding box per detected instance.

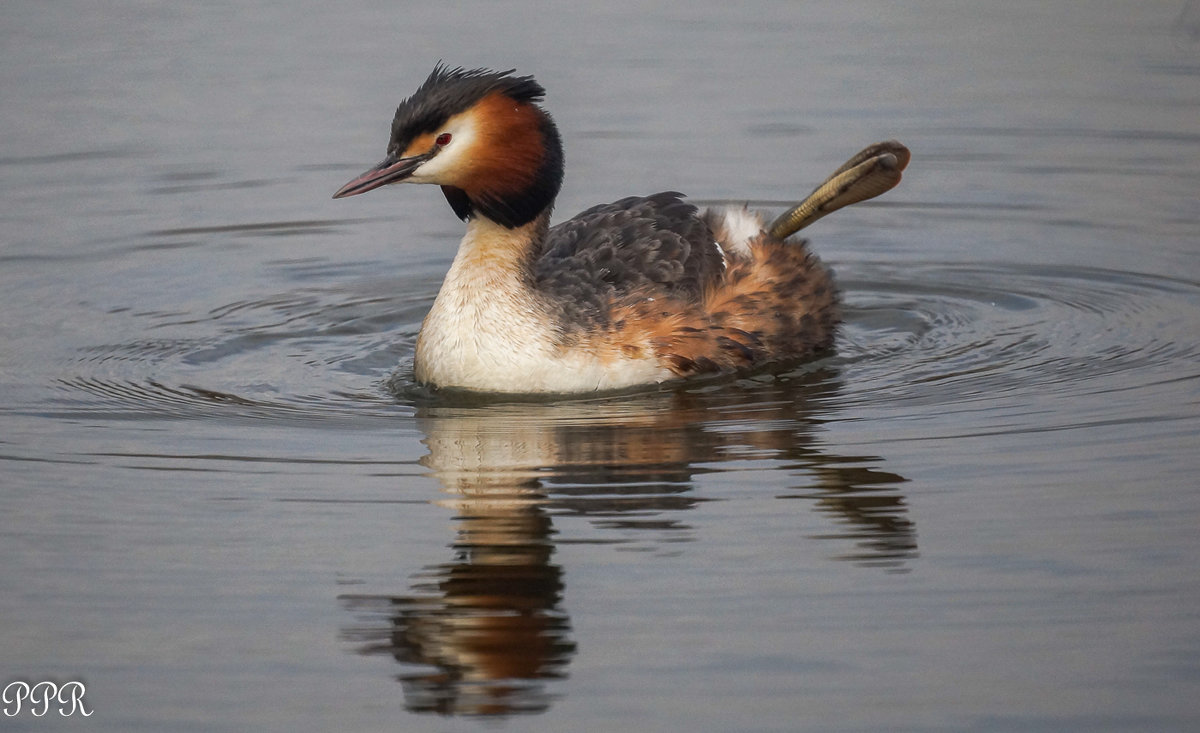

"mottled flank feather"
[534,197,838,377]
[534,192,725,332]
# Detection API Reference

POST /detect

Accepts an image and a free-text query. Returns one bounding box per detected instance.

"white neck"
[414,216,553,390]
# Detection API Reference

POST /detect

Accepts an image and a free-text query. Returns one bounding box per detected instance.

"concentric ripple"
[43,276,438,423]
[831,262,1200,435]
[41,262,1200,428]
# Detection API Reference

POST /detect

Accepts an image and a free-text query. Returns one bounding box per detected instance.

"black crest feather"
[388,64,546,155]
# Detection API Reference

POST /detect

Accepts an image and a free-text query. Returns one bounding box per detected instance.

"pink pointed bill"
[332,153,429,199]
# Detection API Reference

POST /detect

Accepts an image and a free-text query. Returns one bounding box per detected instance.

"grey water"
[3,1,1200,731]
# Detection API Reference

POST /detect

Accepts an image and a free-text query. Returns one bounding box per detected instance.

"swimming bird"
[334,65,909,394]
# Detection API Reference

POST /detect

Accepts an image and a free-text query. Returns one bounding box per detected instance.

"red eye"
[435,133,452,146]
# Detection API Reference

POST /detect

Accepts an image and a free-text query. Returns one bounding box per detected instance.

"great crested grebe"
[334,65,909,394]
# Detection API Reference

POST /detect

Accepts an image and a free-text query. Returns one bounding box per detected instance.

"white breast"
[414,218,671,393]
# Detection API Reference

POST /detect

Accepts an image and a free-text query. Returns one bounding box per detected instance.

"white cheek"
[407,151,454,183]
[408,117,479,184]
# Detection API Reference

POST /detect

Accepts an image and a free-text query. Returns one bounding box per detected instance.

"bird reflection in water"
[340,471,573,716]
[340,371,914,717]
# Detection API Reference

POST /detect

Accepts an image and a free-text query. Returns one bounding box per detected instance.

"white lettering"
[2,680,93,718]
[29,681,55,717]
[2,681,29,716]
[57,681,93,717]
